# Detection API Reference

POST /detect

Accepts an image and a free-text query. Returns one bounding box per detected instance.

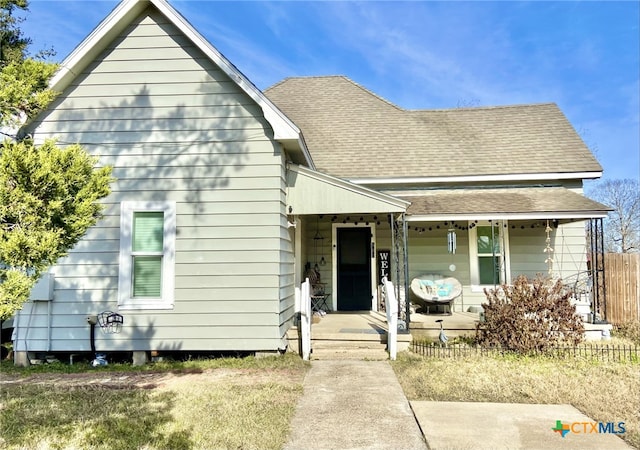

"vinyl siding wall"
[404,220,590,311]
[15,8,292,353]
[509,220,589,280]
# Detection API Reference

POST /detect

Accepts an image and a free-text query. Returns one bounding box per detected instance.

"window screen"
[132,211,164,297]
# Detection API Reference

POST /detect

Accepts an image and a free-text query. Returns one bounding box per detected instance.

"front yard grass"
[0,354,309,450]
[392,350,640,449]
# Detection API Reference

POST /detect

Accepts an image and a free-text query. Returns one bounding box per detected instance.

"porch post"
[402,213,410,330]
[589,218,606,323]
[389,213,396,287]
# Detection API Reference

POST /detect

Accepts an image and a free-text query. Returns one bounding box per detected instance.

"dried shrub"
[476,275,584,353]
[613,320,640,345]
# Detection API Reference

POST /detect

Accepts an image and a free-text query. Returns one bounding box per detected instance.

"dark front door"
[337,227,372,311]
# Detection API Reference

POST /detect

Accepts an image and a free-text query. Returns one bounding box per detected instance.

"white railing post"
[383,276,398,360]
[300,278,312,361]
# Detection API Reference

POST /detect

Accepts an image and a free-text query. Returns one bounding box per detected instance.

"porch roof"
[398,186,612,221]
[286,164,409,215]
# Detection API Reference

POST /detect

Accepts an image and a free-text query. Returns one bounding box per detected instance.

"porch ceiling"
[399,186,612,221]
[286,164,408,215]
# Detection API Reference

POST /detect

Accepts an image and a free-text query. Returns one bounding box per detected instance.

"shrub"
[476,275,584,353]
[613,320,640,345]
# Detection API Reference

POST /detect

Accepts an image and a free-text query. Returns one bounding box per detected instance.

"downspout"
[47,300,52,352]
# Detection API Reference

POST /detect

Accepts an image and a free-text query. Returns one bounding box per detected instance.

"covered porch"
[286,164,410,315]
[398,186,611,321]
[286,308,612,359]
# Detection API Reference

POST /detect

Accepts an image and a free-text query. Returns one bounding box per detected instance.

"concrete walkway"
[284,360,428,450]
[284,360,633,450]
[412,401,633,450]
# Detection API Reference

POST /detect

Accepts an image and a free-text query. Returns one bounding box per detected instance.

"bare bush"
[613,320,640,345]
[476,275,584,353]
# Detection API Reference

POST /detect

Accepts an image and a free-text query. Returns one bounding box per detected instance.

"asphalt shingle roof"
[265,76,603,180]
[400,187,611,217]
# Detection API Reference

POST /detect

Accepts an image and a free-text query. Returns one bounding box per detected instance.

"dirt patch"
[0,368,305,391]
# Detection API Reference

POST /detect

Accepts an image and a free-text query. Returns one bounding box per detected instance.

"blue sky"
[19,0,640,183]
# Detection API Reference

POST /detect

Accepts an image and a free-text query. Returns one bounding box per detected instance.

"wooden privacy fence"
[605,253,640,324]
[410,342,640,363]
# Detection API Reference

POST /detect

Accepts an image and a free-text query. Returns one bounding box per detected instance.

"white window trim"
[469,220,511,292]
[118,201,176,310]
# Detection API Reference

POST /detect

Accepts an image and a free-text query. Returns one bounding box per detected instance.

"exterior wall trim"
[407,212,609,221]
[45,0,313,166]
[350,171,603,185]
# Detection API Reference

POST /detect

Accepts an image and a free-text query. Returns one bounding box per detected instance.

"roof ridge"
[408,102,558,113]
[265,75,404,111]
[339,76,404,111]
[264,75,345,92]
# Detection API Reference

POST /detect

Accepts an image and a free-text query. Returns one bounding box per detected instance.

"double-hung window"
[118,201,176,309]
[469,221,510,289]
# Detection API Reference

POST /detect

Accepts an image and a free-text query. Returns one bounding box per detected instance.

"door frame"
[332,222,378,311]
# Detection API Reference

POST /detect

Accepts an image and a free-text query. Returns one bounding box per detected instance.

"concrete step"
[310,347,390,360]
[286,311,412,359]
[311,338,387,349]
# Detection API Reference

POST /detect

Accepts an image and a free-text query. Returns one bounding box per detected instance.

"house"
[265,76,611,317]
[11,0,610,364]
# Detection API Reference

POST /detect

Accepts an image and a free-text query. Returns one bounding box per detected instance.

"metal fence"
[410,341,640,363]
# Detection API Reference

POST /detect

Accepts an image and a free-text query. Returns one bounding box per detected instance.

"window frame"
[118,201,176,310]
[469,220,511,291]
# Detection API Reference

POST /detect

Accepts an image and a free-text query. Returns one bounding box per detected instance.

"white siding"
[404,220,591,312]
[509,221,589,280]
[15,8,290,353]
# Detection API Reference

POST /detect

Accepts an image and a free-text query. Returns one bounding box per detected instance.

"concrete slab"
[284,360,428,450]
[411,401,633,450]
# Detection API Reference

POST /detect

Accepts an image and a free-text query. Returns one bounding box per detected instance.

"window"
[118,202,176,309]
[469,221,510,289]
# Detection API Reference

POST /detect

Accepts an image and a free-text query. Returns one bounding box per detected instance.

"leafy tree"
[1,0,29,65]
[0,1,113,320]
[1,0,58,129]
[587,179,640,253]
[0,140,113,319]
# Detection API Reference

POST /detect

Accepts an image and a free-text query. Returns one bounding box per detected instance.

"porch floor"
[306,310,480,344]
[310,311,390,338]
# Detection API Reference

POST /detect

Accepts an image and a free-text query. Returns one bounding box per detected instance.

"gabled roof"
[265,76,602,181]
[286,164,408,215]
[45,0,313,167]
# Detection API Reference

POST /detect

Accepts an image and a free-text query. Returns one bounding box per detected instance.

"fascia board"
[49,0,148,91]
[151,0,313,167]
[48,0,314,168]
[407,211,609,222]
[350,171,603,185]
[290,164,410,211]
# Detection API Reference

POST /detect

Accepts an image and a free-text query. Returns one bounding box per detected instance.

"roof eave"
[49,0,147,91]
[48,0,314,168]
[349,171,604,186]
[407,211,610,222]
[287,164,409,215]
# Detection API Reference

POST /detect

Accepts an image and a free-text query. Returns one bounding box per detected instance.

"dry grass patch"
[393,352,639,449]
[0,355,308,450]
